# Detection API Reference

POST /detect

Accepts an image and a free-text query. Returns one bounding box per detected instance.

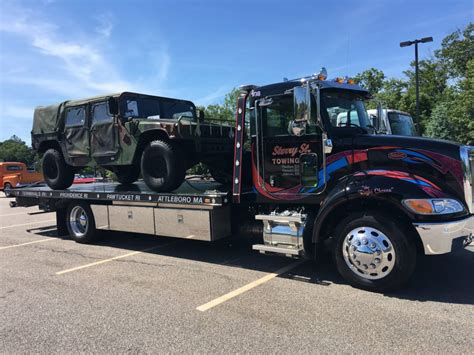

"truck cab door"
[90,101,120,162]
[254,90,324,197]
[64,105,91,165]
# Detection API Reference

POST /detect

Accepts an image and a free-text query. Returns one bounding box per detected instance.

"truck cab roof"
[250,79,369,98]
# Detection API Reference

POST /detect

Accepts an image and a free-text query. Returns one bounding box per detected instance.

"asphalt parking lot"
[0,195,473,353]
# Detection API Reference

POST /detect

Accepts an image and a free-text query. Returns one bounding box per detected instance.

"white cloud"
[194,86,231,106]
[0,4,170,99]
[95,13,114,38]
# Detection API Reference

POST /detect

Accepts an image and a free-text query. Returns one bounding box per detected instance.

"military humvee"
[32,92,235,191]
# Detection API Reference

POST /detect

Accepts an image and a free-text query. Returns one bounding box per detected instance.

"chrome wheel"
[69,205,88,238]
[342,226,396,280]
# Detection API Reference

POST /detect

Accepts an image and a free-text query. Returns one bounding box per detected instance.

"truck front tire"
[42,149,74,190]
[333,213,416,292]
[66,202,97,243]
[141,140,186,192]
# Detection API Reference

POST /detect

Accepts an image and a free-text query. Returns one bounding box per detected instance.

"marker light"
[316,67,328,80]
[347,78,355,84]
[335,77,344,84]
[402,199,464,215]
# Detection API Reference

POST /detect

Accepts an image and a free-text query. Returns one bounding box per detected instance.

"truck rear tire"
[141,140,186,192]
[114,165,140,185]
[333,213,416,292]
[66,202,97,243]
[42,148,74,190]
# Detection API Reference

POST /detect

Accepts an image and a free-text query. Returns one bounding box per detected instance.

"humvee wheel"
[42,149,74,190]
[209,167,232,185]
[114,165,140,185]
[141,140,186,192]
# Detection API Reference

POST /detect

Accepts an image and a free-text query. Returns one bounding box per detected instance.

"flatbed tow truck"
[9,69,474,292]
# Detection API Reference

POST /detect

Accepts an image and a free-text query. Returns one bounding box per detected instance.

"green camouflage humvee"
[32,92,235,191]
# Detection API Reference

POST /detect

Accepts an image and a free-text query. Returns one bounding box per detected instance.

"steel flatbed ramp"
[11,180,230,207]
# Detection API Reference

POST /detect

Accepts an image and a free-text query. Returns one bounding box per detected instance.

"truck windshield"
[321,91,371,130]
[120,96,195,120]
[388,112,416,136]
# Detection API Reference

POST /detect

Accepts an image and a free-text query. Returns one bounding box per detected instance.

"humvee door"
[64,105,90,164]
[90,101,119,159]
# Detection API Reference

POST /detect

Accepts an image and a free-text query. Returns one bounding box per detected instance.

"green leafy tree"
[198,87,240,122]
[435,22,474,79]
[425,101,456,141]
[399,58,448,132]
[354,68,386,95]
[0,135,35,165]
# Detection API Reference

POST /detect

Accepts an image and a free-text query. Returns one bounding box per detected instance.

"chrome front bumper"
[414,215,474,255]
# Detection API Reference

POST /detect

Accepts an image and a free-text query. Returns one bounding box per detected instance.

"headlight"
[402,199,464,215]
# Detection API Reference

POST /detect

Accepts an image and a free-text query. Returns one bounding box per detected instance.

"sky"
[0,0,472,144]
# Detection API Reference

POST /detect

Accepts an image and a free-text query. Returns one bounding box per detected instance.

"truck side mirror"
[197,109,205,122]
[375,102,383,132]
[107,97,118,115]
[294,85,310,122]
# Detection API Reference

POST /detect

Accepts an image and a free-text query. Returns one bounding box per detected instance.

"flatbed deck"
[11,180,230,207]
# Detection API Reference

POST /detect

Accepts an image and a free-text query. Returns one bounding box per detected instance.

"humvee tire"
[42,148,74,190]
[114,165,140,185]
[209,166,232,185]
[141,140,186,192]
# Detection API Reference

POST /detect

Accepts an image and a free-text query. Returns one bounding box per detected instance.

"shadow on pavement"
[27,225,474,305]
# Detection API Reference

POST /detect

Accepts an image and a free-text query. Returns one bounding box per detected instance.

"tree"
[377,78,407,109]
[354,68,386,95]
[0,135,35,165]
[435,22,474,79]
[198,87,240,122]
[425,101,456,141]
[399,58,448,132]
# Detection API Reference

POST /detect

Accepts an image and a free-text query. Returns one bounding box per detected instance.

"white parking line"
[0,212,33,217]
[0,238,55,250]
[56,241,176,275]
[196,260,306,312]
[0,220,56,230]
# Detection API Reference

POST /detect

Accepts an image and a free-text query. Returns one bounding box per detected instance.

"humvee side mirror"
[107,97,118,115]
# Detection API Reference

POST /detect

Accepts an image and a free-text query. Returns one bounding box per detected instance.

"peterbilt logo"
[388,152,407,160]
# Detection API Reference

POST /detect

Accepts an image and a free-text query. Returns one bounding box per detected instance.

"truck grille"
[461,146,474,213]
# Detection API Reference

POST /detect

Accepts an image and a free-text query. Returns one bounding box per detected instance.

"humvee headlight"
[402,199,464,215]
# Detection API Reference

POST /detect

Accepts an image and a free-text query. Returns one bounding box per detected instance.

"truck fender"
[311,171,434,245]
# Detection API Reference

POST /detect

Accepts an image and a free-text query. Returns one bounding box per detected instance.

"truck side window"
[6,165,23,171]
[261,95,293,137]
[92,102,112,125]
[65,107,86,127]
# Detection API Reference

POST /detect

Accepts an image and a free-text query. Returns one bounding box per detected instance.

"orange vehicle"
[0,162,43,197]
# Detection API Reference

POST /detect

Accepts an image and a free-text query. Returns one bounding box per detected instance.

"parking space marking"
[0,238,55,250]
[0,212,33,217]
[196,259,306,312]
[56,241,177,275]
[0,220,56,230]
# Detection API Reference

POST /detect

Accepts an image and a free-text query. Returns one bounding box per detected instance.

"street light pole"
[415,41,419,125]
[400,36,433,129]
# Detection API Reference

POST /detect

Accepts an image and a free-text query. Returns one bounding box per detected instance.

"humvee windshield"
[119,96,196,120]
